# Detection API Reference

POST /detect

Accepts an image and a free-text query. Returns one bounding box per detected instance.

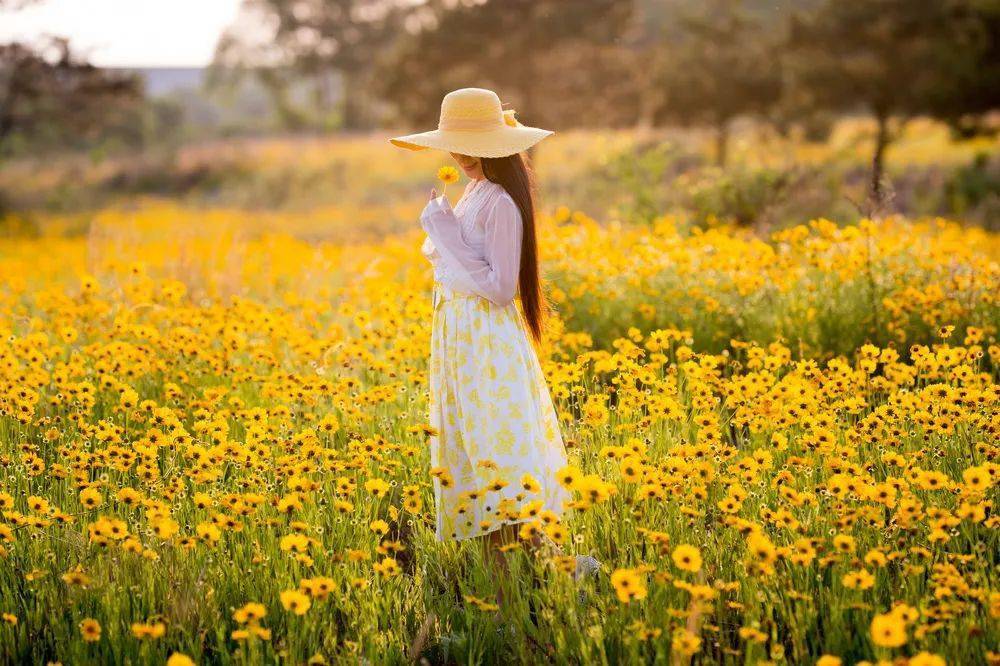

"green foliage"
[943,152,1000,229]
[547,218,999,359]
[686,166,793,227]
[0,211,40,237]
[651,0,783,166]
[0,38,143,155]
[578,141,858,230]
[784,0,1000,199]
[583,139,691,224]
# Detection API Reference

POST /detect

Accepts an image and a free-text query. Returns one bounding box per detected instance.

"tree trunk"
[0,110,13,149]
[342,94,362,131]
[258,69,305,131]
[340,69,368,130]
[870,112,889,204]
[715,122,729,168]
[636,94,657,131]
[634,65,663,131]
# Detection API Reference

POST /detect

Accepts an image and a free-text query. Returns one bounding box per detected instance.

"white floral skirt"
[428,280,573,542]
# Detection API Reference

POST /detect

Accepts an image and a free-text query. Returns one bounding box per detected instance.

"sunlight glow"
[0,0,243,67]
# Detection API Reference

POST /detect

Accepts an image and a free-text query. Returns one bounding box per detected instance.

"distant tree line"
[212,0,998,201]
[1,0,997,203]
[0,0,145,155]
[0,36,144,154]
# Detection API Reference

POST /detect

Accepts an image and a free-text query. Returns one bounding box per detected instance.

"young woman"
[390,88,600,611]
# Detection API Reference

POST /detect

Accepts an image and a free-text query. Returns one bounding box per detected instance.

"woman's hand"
[428,188,452,208]
[421,188,456,230]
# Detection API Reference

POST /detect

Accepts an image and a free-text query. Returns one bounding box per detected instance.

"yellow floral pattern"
[428,280,573,541]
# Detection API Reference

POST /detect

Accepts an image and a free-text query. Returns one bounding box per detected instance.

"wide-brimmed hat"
[389,87,553,158]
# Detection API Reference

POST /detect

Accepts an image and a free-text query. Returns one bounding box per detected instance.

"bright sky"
[0,0,244,67]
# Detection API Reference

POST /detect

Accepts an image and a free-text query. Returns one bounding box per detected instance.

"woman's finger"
[430,188,437,200]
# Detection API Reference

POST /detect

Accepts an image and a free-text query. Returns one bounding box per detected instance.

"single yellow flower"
[610,568,647,603]
[437,166,459,185]
[671,628,701,655]
[437,166,460,197]
[907,652,945,666]
[870,612,907,647]
[79,618,101,642]
[671,544,703,573]
[280,589,311,615]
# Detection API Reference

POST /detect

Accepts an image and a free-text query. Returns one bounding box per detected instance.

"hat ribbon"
[438,109,521,131]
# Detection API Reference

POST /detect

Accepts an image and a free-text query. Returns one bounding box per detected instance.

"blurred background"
[1,0,998,241]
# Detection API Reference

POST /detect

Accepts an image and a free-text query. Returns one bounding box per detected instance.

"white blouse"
[420,178,523,306]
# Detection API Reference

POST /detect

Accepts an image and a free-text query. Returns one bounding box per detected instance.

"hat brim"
[389,125,553,158]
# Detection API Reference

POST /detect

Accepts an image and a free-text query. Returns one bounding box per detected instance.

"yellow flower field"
[0,202,997,664]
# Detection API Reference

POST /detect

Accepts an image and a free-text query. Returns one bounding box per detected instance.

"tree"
[784,0,999,205]
[923,1,1000,139]
[0,37,143,153]
[374,0,636,131]
[651,0,782,167]
[211,0,409,130]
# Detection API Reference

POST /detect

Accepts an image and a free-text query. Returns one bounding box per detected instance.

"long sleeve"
[420,192,523,306]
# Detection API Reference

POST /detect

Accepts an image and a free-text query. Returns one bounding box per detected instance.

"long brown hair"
[480,152,549,346]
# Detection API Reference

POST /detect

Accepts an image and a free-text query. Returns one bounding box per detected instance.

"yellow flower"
[671,544,703,573]
[832,534,856,553]
[79,618,101,642]
[250,624,271,640]
[301,576,336,599]
[907,652,945,666]
[582,394,609,427]
[365,478,390,497]
[279,533,311,553]
[671,628,701,655]
[747,533,777,564]
[437,166,459,185]
[79,486,103,509]
[464,594,500,613]
[232,602,266,624]
[962,465,990,492]
[890,603,919,624]
[556,465,583,490]
[816,656,841,666]
[166,654,196,666]
[842,569,875,590]
[151,517,179,540]
[739,627,767,643]
[436,166,460,196]
[610,568,647,603]
[280,589,311,615]
[61,567,91,587]
[870,612,907,648]
[373,556,401,578]
[131,621,166,640]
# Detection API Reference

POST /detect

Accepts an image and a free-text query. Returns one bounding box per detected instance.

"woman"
[390,88,600,612]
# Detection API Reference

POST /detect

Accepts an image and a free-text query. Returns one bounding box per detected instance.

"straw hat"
[389,87,553,158]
